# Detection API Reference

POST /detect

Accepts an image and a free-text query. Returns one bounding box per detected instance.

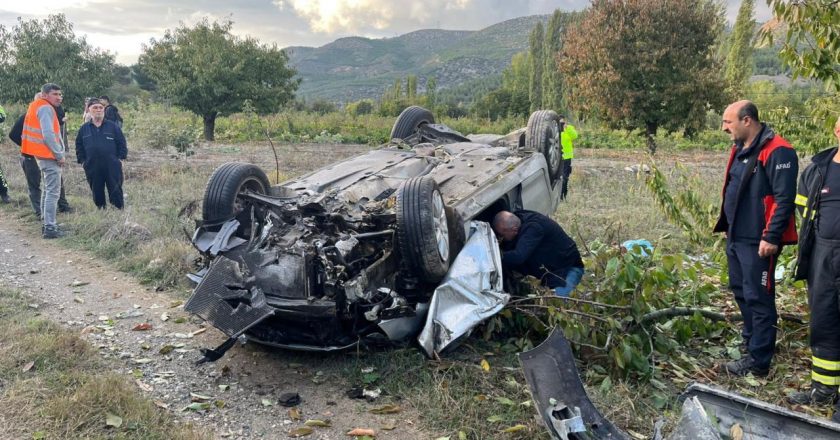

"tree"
[406,75,417,101]
[761,0,840,92]
[473,52,531,120]
[724,0,756,97]
[139,19,298,141]
[560,0,727,153]
[426,77,437,110]
[528,22,544,112]
[0,14,115,108]
[542,10,570,111]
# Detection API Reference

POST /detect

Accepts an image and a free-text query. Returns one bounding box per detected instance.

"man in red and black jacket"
[713,100,798,377]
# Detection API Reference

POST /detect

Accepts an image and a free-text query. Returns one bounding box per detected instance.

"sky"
[0,0,772,65]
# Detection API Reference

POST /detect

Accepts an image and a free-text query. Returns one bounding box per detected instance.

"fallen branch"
[511,304,614,324]
[637,307,806,326]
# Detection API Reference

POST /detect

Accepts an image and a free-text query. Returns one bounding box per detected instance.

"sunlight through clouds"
[2,0,100,16]
[274,0,473,33]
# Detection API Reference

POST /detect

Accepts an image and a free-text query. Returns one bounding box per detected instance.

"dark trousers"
[83,159,123,209]
[561,159,572,200]
[726,240,779,369]
[20,155,70,215]
[807,236,840,386]
[0,164,8,197]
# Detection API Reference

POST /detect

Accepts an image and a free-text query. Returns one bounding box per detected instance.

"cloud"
[275,0,474,33]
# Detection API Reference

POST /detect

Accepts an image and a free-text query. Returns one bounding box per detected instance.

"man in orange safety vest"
[21,83,67,238]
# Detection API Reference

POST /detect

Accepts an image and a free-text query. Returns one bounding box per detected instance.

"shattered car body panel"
[186,109,562,353]
[418,221,508,357]
[520,328,840,440]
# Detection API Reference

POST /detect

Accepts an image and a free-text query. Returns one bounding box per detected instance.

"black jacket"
[501,210,583,289]
[713,125,799,245]
[75,120,127,166]
[794,147,838,280]
[104,105,123,128]
[9,114,24,146]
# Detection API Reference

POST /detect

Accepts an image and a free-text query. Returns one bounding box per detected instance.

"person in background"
[786,116,840,423]
[9,92,73,217]
[52,100,73,213]
[83,97,93,124]
[0,104,9,203]
[714,100,798,377]
[559,115,578,200]
[99,95,123,128]
[75,98,127,209]
[22,83,67,238]
[492,210,584,297]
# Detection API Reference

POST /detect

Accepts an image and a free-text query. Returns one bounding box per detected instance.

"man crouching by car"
[493,210,584,297]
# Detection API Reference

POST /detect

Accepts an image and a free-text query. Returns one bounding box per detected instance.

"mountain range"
[284,14,550,103]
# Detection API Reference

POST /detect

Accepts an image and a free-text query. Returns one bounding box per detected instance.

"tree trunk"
[645,121,658,155]
[203,112,217,141]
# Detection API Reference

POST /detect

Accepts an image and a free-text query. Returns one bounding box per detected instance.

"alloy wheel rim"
[432,190,449,263]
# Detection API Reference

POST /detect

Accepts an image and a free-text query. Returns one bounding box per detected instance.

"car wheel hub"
[432,190,449,263]
[547,121,560,173]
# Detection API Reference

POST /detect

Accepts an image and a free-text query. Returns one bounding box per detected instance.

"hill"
[285,15,551,103]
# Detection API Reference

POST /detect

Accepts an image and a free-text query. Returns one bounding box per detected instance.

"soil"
[0,141,428,440]
[0,141,731,440]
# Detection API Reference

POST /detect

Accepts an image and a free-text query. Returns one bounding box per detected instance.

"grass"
[0,287,208,439]
[0,135,824,438]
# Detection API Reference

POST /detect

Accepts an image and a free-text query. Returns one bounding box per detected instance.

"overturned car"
[185,106,564,358]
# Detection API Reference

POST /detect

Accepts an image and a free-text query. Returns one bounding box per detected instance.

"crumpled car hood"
[418,221,508,357]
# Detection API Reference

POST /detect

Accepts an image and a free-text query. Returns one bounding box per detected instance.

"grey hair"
[41,83,61,95]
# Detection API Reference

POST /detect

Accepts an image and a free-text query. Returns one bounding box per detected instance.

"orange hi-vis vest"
[21,98,61,159]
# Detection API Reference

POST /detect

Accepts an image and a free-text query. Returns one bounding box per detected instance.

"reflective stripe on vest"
[21,99,60,160]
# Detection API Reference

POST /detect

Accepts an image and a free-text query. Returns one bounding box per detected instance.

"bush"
[121,102,199,152]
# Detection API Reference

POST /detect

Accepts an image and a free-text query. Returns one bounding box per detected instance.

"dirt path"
[0,211,427,440]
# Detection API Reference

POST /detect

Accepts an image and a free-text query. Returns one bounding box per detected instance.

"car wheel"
[526,110,563,183]
[390,106,435,140]
[396,176,450,283]
[202,162,271,235]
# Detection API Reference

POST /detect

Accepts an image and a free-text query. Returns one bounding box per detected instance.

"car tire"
[396,176,450,283]
[526,110,563,183]
[390,106,435,140]
[202,162,271,234]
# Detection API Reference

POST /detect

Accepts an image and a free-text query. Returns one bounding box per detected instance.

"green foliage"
[122,101,200,152]
[473,53,530,119]
[0,14,116,109]
[576,124,731,151]
[644,161,721,246]
[761,0,840,92]
[724,0,756,97]
[139,19,298,141]
[542,10,572,111]
[528,22,544,112]
[763,94,840,155]
[501,241,728,381]
[560,0,728,150]
[345,99,375,116]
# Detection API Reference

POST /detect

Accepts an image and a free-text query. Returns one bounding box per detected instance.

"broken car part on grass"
[520,327,840,440]
[185,106,564,360]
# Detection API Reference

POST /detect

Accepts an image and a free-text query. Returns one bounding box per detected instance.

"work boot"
[42,225,65,239]
[58,205,74,214]
[787,382,838,406]
[722,355,769,377]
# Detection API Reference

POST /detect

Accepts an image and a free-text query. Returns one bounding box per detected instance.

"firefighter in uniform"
[787,116,840,422]
[714,100,798,377]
